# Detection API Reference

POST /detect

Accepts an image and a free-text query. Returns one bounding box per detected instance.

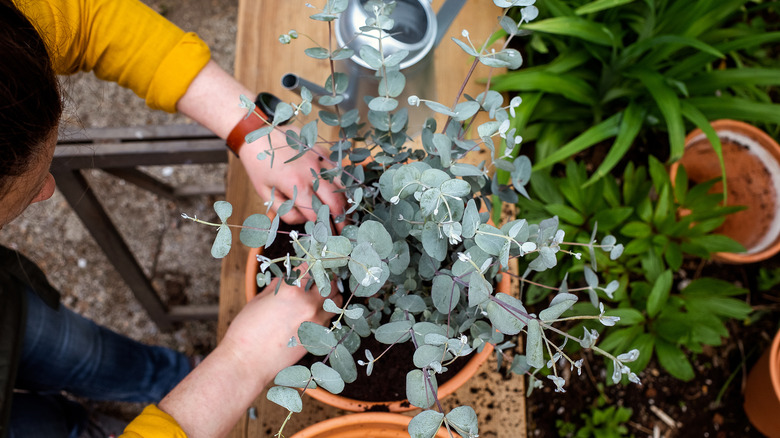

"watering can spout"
[434,0,467,48]
[281,73,331,99]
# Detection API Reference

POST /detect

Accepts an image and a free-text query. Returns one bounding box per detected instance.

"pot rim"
[245,246,504,412]
[670,119,780,264]
[289,412,450,438]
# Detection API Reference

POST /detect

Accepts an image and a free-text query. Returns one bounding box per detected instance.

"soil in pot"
[254,220,471,405]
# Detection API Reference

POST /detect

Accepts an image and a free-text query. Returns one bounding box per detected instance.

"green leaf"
[409,410,444,438]
[533,113,621,171]
[379,71,406,97]
[311,362,345,394]
[574,0,635,15]
[274,365,315,389]
[445,406,479,437]
[406,369,438,409]
[422,221,447,261]
[368,97,399,112]
[647,269,673,318]
[468,275,492,307]
[605,308,645,326]
[239,214,272,248]
[357,220,393,258]
[521,16,614,46]
[491,71,596,105]
[298,321,337,356]
[633,71,685,162]
[211,224,232,259]
[486,293,527,335]
[526,319,544,368]
[413,344,445,368]
[375,320,413,344]
[329,344,358,384]
[214,200,233,222]
[432,275,458,314]
[587,103,644,185]
[655,339,695,381]
[266,386,302,413]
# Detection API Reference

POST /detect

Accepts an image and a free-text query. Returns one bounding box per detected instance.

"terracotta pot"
[289,412,450,438]
[245,246,504,412]
[669,119,780,264]
[743,327,780,437]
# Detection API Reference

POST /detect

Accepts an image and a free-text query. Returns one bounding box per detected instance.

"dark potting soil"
[527,259,780,437]
[257,220,470,404]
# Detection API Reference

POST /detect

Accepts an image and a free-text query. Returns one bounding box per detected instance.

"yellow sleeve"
[15,0,211,112]
[120,405,188,438]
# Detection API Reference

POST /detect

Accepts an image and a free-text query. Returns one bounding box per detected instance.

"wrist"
[225,92,283,156]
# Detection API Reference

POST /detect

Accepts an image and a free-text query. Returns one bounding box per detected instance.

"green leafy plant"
[556,391,634,438]
[515,155,752,381]
[183,0,651,436]
[490,0,780,187]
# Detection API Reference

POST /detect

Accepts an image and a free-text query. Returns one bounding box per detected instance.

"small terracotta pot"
[245,246,504,412]
[743,327,780,438]
[289,412,450,438]
[669,119,780,264]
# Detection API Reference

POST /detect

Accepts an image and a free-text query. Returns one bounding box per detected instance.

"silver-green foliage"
[185,0,642,436]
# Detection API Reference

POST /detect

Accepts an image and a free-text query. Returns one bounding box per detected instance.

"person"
[0,0,345,436]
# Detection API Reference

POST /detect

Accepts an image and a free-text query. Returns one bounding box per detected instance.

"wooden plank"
[222,1,526,436]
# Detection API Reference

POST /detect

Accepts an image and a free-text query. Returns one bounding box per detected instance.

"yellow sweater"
[16,0,211,112]
[15,0,212,435]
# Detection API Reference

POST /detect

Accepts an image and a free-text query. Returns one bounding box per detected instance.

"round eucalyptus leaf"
[245,126,274,144]
[265,214,280,248]
[388,240,411,275]
[526,319,544,369]
[397,294,426,313]
[379,71,406,97]
[213,201,233,222]
[352,261,390,297]
[329,343,357,384]
[266,386,302,413]
[210,224,232,259]
[323,298,342,314]
[475,224,505,256]
[486,293,527,335]
[468,275,492,307]
[375,320,413,344]
[420,168,450,188]
[408,410,444,438]
[384,50,409,68]
[274,365,315,389]
[419,188,442,217]
[441,179,471,198]
[311,362,345,394]
[452,101,481,122]
[318,94,344,106]
[406,369,438,409]
[348,242,381,285]
[359,45,383,69]
[445,406,479,437]
[273,102,294,125]
[298,321,337,356]
[368,109,391,131]
[357,220,393,258]
[431,274,457,314]
[239,214,272,248]
[368,97,399,112]
[304,47,330,59]
[422,221,447,261]
[462,200,480,239]
[413,344,445,368]
[539,293,578,322]
[423,100,456,117]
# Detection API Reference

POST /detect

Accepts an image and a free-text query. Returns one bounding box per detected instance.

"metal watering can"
[282,0,467,131]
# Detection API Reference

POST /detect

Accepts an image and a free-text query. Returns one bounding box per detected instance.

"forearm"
[157,339,275,438]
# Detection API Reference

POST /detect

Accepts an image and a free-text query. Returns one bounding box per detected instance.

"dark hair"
[0,0,63,195]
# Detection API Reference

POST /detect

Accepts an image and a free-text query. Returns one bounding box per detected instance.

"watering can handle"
[434,0,468,48]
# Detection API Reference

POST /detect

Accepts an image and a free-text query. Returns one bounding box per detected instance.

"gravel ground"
[0,0,238,429]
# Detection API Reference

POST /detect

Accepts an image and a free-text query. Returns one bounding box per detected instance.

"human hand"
[221,277,340,381]
[238,126,346,228]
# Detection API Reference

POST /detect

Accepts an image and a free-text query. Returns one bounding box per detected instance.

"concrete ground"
[0,0,238,430]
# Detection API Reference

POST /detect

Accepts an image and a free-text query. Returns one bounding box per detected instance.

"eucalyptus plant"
[185,0,642,436]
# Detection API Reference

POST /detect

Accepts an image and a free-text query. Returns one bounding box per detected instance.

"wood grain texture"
[220,1,526,436]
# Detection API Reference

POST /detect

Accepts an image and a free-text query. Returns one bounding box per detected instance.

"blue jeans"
[8,288,191,437]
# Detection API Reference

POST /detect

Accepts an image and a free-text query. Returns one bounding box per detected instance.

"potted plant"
[669,119,780,263]
[186,0,643,436]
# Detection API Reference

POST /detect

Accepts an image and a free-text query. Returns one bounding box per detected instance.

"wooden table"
[219,1,527,436]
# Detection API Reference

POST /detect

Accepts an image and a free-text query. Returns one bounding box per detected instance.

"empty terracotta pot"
[669,119,780,264]
[743,328,780,437]
[289,412,450,438]
[245,246,501,412]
